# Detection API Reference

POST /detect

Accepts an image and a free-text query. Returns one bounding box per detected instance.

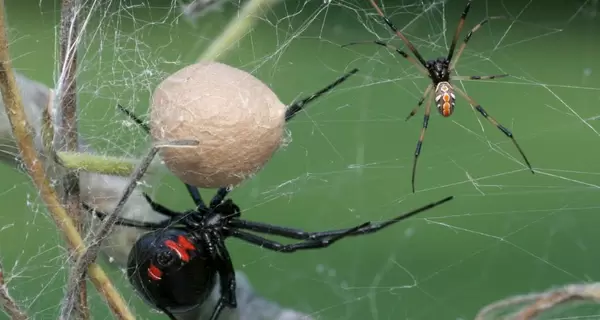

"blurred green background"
[1,0,600,319]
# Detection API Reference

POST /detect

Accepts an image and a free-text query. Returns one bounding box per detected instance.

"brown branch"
[475,282,600,320]
[0,260,28,320]
[55,0,86,318]
[0,2,135,319]
[513,283,600,320]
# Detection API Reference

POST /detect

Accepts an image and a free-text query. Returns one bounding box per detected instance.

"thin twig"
[0,2,135,319]
[475,282,600,320]
[0,260,28,320]
[55,0,86,317]
[197,0,281,62]
[60,139,198,319]
[57,151,161,176]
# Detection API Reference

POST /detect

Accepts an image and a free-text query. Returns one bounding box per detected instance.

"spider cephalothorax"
[426,58,451,82]
[343,0,534,193]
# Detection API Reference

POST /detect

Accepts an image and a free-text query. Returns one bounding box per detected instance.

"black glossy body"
[126,228,217,312]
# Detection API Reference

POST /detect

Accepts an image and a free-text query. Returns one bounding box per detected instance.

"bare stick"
[55,0,87,317]
[475,282,600,320]
[60,139,198,319]
[0,2,135,319]
[0,260,28,320]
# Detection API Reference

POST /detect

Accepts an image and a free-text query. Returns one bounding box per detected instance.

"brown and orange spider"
[344,0,534,192]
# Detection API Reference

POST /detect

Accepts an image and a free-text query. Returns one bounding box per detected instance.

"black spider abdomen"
[126,228,217,312]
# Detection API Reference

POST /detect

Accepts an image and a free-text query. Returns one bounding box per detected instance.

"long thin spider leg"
[368,0,428,67]
[406,84,433,121]
[142,193,182,217]
[160,308,178,320]
[451,74,509,81]
[447,0,473,62]
[117,104,150,132]
[454,86,534,173]
[341,41,429,76]
[202,232,237,320]
[194,232,229,320]
[116,104,212,210]
[412,91,434,193]
[186,187,207,210]
[449,16,506,70]
[230,223,370,253]
[211,232,238,307]
[229,195,453,240]
[81,202,174,230]
[285,68,359,121]
[209,187,231,208]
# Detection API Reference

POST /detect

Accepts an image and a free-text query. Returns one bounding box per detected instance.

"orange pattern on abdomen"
[442,93,451,116]
[435,82,455,117]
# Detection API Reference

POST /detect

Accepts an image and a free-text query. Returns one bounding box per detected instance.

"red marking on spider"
[148,264,163,281]
[165,235,196,262]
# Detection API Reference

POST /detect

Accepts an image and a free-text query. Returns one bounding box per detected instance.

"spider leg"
[447,0,473,62]
[198,232,232,320]
[341,41,429,76]
[411,91,434,193]
[186,186,208,210]
[230,222,370,253]
[405,84,433,121]
[209,300,226,320]
[212,231,238,306]
[142,193,183,217]
[368,0,428,67]
[229,195,453,240]
[454,86,534,173]
[202,232,237,320]
[285,68,359,121]
[81,202,173,230]
[451,74,509,81]
[209,187,231,209]
[449,16,506,70]
[117,104,150,132]
[158,307,178,320]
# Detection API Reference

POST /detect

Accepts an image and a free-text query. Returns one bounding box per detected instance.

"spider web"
[0,0,599,319]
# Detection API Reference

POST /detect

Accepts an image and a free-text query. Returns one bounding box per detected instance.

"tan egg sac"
[150,62,286,188]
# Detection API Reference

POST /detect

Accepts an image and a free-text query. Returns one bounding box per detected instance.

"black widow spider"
[84,69,455,320]
[343,0,534,193]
